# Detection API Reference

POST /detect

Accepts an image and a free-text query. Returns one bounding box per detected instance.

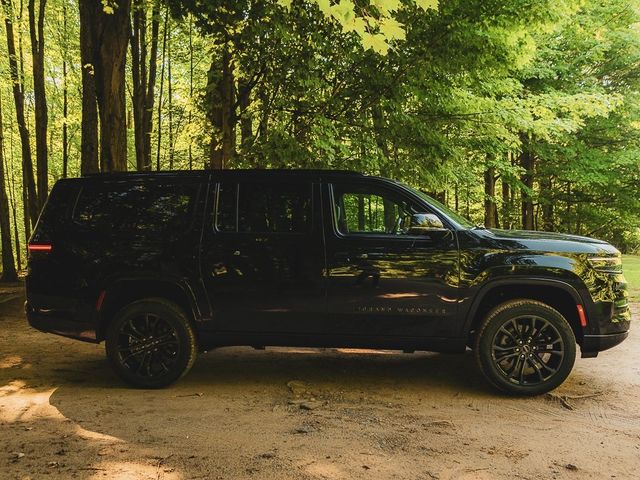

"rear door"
[323,178,460,339]
[201,177,326,335]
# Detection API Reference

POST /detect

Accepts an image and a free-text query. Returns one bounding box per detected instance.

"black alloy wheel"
[491,315,564,386]
[475,299,576,395]
[106,298,197,388]
[117,313,180,377]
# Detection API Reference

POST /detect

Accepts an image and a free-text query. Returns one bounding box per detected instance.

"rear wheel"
[474,299,576,395]
[106,298,197,388]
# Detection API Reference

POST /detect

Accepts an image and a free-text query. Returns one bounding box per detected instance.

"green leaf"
[379,18,406,41]
[315,0,331,16]
[330,0,356,26]
[414,0,439,11]
[361,32,389,54]
[371,0,402,15]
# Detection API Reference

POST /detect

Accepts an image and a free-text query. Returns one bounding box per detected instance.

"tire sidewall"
[105,299,197,388]
[475,300,576,396]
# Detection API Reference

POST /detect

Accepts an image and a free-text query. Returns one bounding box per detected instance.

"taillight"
[28,243,52,253]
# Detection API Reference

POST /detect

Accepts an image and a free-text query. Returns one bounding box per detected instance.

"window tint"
[216,182,312,234]
[73,182,197,234]
[332,184,415,235]
[215,183,237,232]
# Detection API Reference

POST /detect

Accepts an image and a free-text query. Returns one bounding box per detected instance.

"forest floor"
[1,288,639,480]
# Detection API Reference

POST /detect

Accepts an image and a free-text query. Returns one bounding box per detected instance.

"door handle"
[233,250,241,256]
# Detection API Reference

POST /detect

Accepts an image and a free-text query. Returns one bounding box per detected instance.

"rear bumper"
[581,331,629,357]
[25,301,99,343]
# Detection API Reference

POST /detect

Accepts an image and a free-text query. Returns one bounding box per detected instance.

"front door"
[201,179,326,335]
[324,179,460,340]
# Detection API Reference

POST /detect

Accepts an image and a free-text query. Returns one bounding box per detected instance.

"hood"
[475,228,620,255]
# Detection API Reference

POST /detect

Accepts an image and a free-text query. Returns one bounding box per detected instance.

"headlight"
[587,256,622,273]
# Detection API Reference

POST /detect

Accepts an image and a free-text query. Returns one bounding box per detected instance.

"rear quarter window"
[73,181,199,235]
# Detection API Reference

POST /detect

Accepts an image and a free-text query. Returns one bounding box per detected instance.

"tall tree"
[61,0,68,178]
[28,0,48,207]
[78,0,98,174]
[79,0,131,172]
[0,94,17,281]
[155,8,168,170]
[2,0,38,227]
[484,166,499,228]
[130,0,160,171]
[520,146,535,231]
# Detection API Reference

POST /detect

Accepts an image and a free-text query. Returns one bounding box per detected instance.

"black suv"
[26,170,631,394]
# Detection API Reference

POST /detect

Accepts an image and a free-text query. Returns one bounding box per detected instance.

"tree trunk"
[238,77,253,154]
[155,10,168,171]
[144,2,160,170]
[484,166,499,228]
[28,0,48,208]
[562,182,572,232]
[2,0,38,227]
[130,0,146,170]
[62,2,68,178]
[501,177,511,230]
[540,175,554,231]
[167,28,173,169]
[454,183,459,212]
[96,0,130,171]
[258,84,269,148]
[0,94,17,281]
[80,0,130,172]
[519,137,535,230]
[208,46,235,169]
[188,14,193,169]
[6,129,21,271]
[131,0,159,171]
[78,0,98,174]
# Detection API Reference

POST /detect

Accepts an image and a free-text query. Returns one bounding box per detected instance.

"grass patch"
[622,254,640,303]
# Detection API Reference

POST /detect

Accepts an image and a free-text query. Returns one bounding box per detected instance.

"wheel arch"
[96,278,201,342]
[464,278,586,344]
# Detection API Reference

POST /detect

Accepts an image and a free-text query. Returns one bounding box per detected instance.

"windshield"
[403,185,475,229]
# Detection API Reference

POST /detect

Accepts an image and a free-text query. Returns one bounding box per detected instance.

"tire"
[105,298,198,388]
[474,299,576,396]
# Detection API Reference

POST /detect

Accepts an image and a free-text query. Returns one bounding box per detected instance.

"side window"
[73,181,197,234]
[215,183,237,232]
[332,183,415,235]
[216,182,312,234]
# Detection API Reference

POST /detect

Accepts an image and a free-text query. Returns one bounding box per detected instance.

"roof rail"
[81,168,363,177]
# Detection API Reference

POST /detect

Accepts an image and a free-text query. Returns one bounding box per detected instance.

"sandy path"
[1,290,639,480]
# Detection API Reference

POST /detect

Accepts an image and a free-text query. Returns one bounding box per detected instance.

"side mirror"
[407,213,447,235]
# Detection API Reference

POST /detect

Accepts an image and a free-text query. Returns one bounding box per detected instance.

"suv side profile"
[26,170,631,395]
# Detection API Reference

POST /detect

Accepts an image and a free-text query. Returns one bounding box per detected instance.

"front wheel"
[106,298,198,388]
[474,299,576,396]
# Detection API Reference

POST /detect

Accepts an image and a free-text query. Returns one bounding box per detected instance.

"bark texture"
[80,0,131,172]
[78,0,98,174]
[484,166,499,228]
[28,0,48,207]
[0,94,17,281]
[130,0,160,171]
[207,46,235,169]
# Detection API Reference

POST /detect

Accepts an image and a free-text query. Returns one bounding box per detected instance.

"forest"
[0,0,639,281]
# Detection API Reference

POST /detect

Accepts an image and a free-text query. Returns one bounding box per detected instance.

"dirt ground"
[1,288,639,480]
